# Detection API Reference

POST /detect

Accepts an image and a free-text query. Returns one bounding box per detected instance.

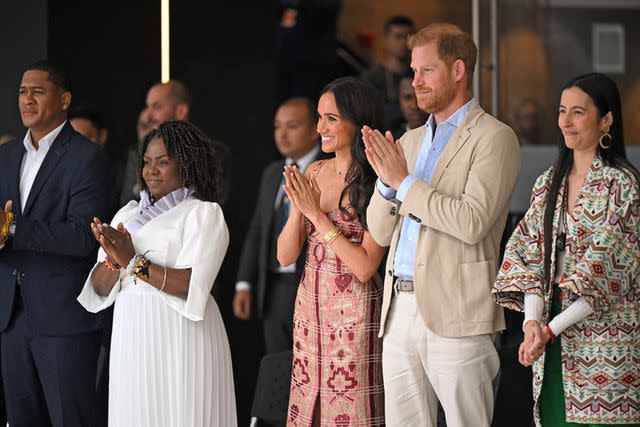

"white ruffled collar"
[125,187,195,238]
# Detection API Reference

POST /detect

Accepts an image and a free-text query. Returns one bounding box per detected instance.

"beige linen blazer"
[367,103,521,338]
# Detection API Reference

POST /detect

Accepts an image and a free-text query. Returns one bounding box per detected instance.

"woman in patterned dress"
[493,73,640,426]
[278,77,386,426]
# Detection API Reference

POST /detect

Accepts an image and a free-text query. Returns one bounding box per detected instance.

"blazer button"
[387,269,393,277]
[12,270,16,276]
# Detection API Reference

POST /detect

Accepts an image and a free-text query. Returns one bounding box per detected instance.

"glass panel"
[491,0,640,146]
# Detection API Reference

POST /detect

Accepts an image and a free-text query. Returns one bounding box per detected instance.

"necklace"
[556,181,568,252]
[331,159,345,176]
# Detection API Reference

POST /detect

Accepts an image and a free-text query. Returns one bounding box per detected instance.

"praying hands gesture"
[362,126,409,190]
[519,320,551,366]
[282,165,323,223]
[91,217,136,268]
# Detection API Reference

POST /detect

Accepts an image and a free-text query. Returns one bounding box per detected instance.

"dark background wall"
[0,0,48,139]
[2,1,279,423]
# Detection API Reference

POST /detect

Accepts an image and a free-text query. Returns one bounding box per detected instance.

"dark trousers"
[263,273,299,354]
[1,294,102,427]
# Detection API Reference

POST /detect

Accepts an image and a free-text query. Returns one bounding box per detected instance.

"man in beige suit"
[363,23,521,427]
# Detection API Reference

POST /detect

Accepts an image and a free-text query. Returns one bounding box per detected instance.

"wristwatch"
[7,220,16,237]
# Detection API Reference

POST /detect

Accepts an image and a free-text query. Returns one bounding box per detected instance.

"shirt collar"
[23,120,66,154]
[286,143,321,173]
[426,98,477,131]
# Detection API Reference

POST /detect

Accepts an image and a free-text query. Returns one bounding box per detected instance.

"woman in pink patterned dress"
[278,77,386,427]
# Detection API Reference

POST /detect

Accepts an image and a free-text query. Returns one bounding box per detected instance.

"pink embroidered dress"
[287,167,384,426]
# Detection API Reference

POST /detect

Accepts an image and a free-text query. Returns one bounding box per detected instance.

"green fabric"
[538,284,640,427]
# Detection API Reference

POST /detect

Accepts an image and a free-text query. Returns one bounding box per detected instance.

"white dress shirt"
[20,121,66,211]
[235,144,321,292]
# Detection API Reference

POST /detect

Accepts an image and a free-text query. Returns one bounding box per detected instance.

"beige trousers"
[382,292,499,427]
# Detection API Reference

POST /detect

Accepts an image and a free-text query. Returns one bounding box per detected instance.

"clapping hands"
[362,126,409,190]
[282,165,322,222]
[91,217,136,268]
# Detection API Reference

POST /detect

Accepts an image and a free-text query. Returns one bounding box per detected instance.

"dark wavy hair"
[320,77,385,229]
[137,120,219,202]
[542,72,640,287]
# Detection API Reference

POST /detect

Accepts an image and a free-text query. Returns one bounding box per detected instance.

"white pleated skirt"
[109,284,237,427]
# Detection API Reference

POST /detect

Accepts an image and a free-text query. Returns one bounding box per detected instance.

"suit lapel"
[23,122,72,215]
[262,160,286,232]
[431,104,484,188]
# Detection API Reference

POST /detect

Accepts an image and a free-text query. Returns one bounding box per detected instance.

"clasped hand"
[282,165,322,221]
[362,126,409,190]
[519,321,551,367]
[91,217,136,268]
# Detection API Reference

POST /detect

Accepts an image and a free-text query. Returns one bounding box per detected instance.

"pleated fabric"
[109,281,237,427]
[78,199,237,427]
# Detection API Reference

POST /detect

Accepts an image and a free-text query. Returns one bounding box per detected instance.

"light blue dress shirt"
[376,99,477,280]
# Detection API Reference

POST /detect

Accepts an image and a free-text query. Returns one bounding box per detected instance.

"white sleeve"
[235,281,251,291]
[77,202,137,312]
[160,202,229,321]
[548,297,594,336]
[522,293,544,330]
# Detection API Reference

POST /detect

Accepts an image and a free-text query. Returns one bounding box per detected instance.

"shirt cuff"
[396,176,418,202]
[376,178,396,200]
[235,281,251,292]
[523,293,544,330]
[548,297,593,336]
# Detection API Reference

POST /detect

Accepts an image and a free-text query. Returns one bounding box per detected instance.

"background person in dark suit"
[0,61,111,427]
[233,97,327,353]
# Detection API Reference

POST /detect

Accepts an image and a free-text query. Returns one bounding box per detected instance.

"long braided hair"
[320,77,385,229]
[542,73,640,287]
[137,120,219,202]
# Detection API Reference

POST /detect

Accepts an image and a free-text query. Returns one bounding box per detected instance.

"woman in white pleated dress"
[78,120,237,427]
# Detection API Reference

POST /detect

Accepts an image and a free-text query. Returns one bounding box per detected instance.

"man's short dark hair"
[281,97,318,125]
[69,105,105,130]
[384,16,415,34]
[24,60,69,91]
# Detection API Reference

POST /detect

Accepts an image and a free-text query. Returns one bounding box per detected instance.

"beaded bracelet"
[133,256,151,282]
[103,257,121,271]
[126,252,151,284]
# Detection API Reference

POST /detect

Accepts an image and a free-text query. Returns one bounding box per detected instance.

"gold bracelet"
[326,231,342,245]
[1,212,14,238]
[323,227,342,245]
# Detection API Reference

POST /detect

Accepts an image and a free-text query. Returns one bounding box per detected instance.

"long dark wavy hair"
[542,72,640,287]
[320,77,385,229]
[137,120,219,203]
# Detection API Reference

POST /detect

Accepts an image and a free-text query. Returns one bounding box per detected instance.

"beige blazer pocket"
[458,259,498,322]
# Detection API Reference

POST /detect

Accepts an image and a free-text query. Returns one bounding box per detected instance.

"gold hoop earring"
[599,132,612,149]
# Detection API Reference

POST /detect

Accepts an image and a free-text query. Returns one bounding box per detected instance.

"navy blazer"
[0,121,111,336]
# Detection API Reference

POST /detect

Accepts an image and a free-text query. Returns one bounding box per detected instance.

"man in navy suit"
[0,61,111,426]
